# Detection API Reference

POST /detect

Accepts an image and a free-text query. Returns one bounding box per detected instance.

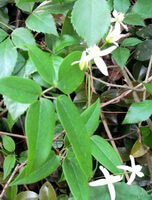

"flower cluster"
[72,10,128,76]
[89,155,144,200]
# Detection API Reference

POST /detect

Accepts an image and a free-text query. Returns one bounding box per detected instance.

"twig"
[100,112,129,181]
[0,161,27,199]
[106,131,137,141]
[0,131,26,139]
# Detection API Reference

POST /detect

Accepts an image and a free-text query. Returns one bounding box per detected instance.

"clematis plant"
[72,45,117,76]
[89,166,123,200]
[117,155,144,185]
[111,9,128,31]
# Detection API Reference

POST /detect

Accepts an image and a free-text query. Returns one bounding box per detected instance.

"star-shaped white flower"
[111,9,128,31]
[72,45,117,76]
[117,155,144,185]
[106,25,128,46]
[89,166,123,200]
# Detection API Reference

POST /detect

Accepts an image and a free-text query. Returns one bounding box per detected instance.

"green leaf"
[71,0,110,46]
[57,51,85,94]
[135,40,152,61]
[63,155,89,200]
[112,47,130,67]
[0,28,8,42]
[10,151,60,185]
[0,76,42,104]
[123,100,152,124]
[3,154,16,179]
[39,182,57,200]
[2,135,15,152]
[114,0,130,13]
[26,11,58,35]
[27,45,56,85]
[124,14,145,26]
[136,24,152,39]
[14,191,38,200]
[143,83,152,94]
[25,99,55,175]
[121,37,142,47]
[16,0,43,3]
[0,38,17,78]
[81,99,100,136]
[11,28,35,48]
[53,35,78,53]
[56,95,92,179]
[140,126,152,149]
[6,185,18,200]
[15,0,34,12]
[4,96,29,120]
[91,135,122,174]
[89,182,151,200]
[132,0,152,18]
[0,0,9,7]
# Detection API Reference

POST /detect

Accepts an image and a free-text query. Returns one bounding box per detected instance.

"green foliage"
[2,135,15,152]
[132,0,152,18]
[114,0,130,13]
[112,47,130,67]
[3,154,16,179]
[121,37,142,47]
[39,182,57,200]
[135,40,152,61]
[124,13,145,26]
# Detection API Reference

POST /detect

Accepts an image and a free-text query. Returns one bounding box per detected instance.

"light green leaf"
[0,28,8,42]
[91,135,122,174]
[71,0,110,46]
[25,99,55,175]
[112,47,130,67]
[132,0,152,18]
[15,191,38,200]
[124,13,145,26]
[53,35,78,53]
[16,0,43,3]
[11,28,35,48]
[3,154,16,179]
[0,38,17,78]
[123,100,152,124]
[143,83,152,95]
[57,51,85,94]
[39,182,57,200]
[56,95,92,179]
[27,45,56,85]
[4,96,29,120]
[0,76,42,104]
[63,155,89,200]
[26,11,58,35]
[81,99,100,136]
[2,135,15,152]
[15,0,34,12]
[114,0,130,13]
[121,37,142,47]
[10,151,60,185]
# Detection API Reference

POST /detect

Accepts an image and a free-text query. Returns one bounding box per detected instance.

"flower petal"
[111,175,123,183]
[94,57,108,76]
[89,179,108,186]
[117,165,133,172]
[108,183,116,200]
[136,171,144,178]
[120,22,128,31]
[127,172,136,185]
[130,155,136,168]
[113,9,118,18]
[111,18,116,23]
[99,46,117,56]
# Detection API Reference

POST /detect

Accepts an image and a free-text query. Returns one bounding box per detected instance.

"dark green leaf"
[71,0,110,46]
[6,185,18,200]
[124,14,145,26]
[135,40,152,61]
[56,95,92,179]
[140,126,152,149]
[39,182,57,200]
[14,191,38,200]
[57,51,85,94]
[136,25,152,39]
[123,100,152,124]
[121,37,142,47]
[91,135,122,174]
[112,47,130,67]
[25,99,55,175]
[0,76,42,104]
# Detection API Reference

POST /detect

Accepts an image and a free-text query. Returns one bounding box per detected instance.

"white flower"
[117,155,144,185]
[89,166,123,200]
[72,45,117,76]
[106,25,128,46]
[111,9,128,31]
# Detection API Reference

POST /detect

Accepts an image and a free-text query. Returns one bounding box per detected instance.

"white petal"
[127,173,136,185]
[120,22,128,31]
[108,183,116,200]
[94,57,108,76]
[113,22,121,36]
[111,175,123,183]
[99,46,117,56]
[89,179,108,186]
[117,165,133,172]
[129,155,136,168]
[113,9,118,18]
[71,60,80,65]
[113,33,127,42]
[111,18,116,23]
[136,171,144,178]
